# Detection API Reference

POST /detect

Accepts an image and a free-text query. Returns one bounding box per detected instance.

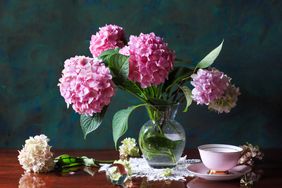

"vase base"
[148,163,176,169]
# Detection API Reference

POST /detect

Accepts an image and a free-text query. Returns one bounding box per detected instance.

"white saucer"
[187,163,251,181]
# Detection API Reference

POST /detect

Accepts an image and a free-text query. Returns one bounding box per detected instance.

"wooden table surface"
[0,149,281,188]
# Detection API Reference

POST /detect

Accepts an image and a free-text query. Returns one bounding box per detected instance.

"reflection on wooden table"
[1,149,282,188]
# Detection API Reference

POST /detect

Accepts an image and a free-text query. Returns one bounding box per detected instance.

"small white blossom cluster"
[162,168,172,177]
[119,138,139,160]
[18,134,54,173]
[238,143,264,166]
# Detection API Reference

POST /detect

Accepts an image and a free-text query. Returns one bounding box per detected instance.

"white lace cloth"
[99,156,201,181]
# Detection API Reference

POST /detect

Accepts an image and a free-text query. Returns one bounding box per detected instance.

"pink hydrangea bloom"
[89,24,125,57]
[191,68,230,105]
[208,84,240,113]
[58,56,115,115]
[119,45,130,56]
[127,32,175,88]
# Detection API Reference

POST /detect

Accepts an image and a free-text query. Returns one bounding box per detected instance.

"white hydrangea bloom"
[18,134,54,173]
[119,138,139,159]
[18,172,46,188]
[208,84,240,113]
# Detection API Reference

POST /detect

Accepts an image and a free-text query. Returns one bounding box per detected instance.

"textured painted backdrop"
[0,0,281,149]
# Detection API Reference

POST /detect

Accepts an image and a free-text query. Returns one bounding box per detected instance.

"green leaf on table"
[112,105,144,149]
[80,107,107,139]
[54,154,84,170]
[196,40,224,69]
[179,86,193,112]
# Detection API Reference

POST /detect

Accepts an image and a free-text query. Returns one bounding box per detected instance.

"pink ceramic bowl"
[198,144,243,171]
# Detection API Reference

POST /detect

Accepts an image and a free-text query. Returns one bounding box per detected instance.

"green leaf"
[98,49,147,101]
[54,154,84,171]
[139,132,179,162]
[98,48,119,61]
[112,105,144,148]
[120,80,142,94]
[80,107,107,139]
[196,40,224,69]
[102,52,147,101]
[101,51,129,81]
[81,156,97,167]
[179,86,193,112]
[147,98,171,106]
[108,54,129,79]
[163,67,193,93]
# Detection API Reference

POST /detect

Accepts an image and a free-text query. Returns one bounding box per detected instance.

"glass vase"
[138,104,186,168]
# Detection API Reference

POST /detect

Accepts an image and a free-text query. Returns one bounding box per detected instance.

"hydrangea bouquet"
[58,24,239,167]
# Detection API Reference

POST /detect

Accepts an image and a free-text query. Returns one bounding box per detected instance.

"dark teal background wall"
[0,0,281,149]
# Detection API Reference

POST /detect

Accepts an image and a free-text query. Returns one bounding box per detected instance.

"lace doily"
[99,156,201,181]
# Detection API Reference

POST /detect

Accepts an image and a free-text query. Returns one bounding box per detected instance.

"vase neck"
[146,104,179,125]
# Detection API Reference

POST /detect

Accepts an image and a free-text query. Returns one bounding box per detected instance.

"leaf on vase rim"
[179,86,193,112]
[112,105,144,149]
